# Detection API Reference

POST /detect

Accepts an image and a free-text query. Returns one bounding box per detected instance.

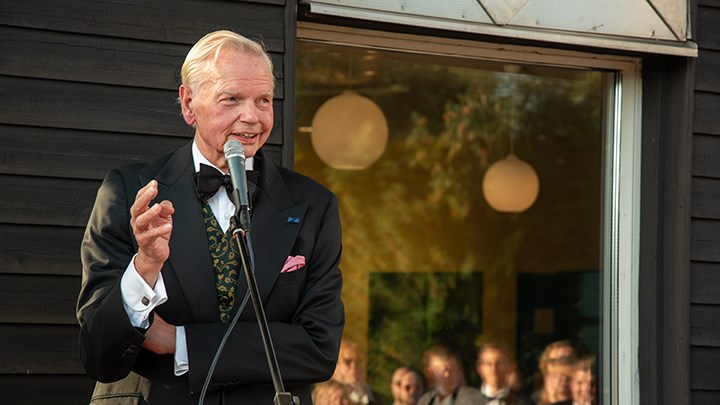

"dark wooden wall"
[691,0,720,403]
[0,0,294,403]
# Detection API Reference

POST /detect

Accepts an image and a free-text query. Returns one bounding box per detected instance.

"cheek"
[261,109,274,128]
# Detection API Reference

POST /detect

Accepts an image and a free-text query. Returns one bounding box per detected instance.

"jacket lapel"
[142,143,219,323]
[249,151,307,304]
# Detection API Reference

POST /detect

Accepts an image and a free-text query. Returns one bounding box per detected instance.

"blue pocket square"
[287,216,301,224]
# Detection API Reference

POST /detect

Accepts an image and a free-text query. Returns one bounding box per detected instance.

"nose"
[238,102,259,123]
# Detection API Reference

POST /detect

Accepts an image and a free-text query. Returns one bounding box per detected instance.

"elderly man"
[417,344,482,405]
[77,30,344,404]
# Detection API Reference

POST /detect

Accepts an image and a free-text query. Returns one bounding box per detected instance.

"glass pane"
[296,40,608,404]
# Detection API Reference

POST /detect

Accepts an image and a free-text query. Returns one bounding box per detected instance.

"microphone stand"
[230,213,300,405]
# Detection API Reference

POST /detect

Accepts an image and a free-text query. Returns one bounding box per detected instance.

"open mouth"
[230,133,258,140]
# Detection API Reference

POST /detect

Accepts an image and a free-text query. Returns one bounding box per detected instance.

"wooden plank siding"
[0,0,293,403]
[692,0,720,402]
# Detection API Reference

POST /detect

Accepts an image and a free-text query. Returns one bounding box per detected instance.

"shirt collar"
[191,140,254,173]
[481,385,510,398]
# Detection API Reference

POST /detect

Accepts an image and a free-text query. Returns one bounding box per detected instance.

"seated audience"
[417,344,483,405]
[475,342,533,405]
[391,366,423,405]
[314,380,353,405]
[332,339,378,404]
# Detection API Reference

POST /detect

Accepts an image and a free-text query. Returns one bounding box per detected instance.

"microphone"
[223,140,251,231]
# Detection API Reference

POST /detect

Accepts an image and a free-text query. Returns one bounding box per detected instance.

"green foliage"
[368,272,484,403]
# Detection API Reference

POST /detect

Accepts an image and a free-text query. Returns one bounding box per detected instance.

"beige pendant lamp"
[310,90,388,170]
[482,78,540,213]
[482,153,539,213]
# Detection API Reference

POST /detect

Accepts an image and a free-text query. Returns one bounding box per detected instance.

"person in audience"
[535,358,572,405]
[332,339,378,404]
[417,344,483,405]
[531,341,577,405]
[566,355,596,405]
[391,366,423,405]
[314,380,353,405]
[475,342,533,405]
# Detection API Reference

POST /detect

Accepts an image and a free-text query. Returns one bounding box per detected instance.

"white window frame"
[304,0,697,57]
[297,22,642,405]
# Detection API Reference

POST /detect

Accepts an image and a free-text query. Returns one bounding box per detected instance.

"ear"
[179,85,196,126]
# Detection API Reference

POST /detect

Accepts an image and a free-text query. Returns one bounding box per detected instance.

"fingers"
[134,203,172,232]
[133,180,158,214]
[157,200,175,218]
[130,180,174,232]
[130,180,174,266]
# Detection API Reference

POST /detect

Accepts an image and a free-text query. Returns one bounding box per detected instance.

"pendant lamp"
[482,153,539,213]
[310,90,388,170]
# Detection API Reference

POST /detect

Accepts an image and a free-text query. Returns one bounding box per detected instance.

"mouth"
[229,133,259,142]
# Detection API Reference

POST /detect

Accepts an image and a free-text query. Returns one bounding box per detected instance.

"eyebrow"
[217,89,274,98]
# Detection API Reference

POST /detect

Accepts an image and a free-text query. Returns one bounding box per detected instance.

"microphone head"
[224,139,246,161]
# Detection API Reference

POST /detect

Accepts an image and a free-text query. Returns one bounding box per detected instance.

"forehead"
[392,369,407,381]
[401,373,419,384]
[207,49,274,89]
[549,346,573,358]
[572,370,593,382]
[480,348,504,362]
[546,363,571,376]
[428,355,456,368]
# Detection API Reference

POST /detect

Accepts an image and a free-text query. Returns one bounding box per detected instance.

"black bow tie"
[193,164,232,201]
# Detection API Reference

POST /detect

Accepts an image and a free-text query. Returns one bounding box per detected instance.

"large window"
[295,24,641,404]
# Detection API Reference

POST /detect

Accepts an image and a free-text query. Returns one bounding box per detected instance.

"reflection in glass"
[296,40,606,403]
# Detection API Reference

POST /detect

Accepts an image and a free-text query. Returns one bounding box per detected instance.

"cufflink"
[141,296,150,306]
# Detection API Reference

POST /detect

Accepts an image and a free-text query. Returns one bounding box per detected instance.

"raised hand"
[130,179,175,287]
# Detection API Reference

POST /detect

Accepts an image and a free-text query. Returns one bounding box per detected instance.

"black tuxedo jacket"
[77,143,345,404]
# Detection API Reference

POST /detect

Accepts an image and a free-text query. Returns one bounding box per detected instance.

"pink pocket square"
[281,255,306,273]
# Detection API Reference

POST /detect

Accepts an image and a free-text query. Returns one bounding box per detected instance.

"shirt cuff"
[120,254,168,329]
[174,326,189,376]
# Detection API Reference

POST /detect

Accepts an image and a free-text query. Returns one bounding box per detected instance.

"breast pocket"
[265,268,307,320]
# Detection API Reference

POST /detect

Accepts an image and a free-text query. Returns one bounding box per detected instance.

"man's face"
[426,356,463,396]
[544,364,571,402]
[334,347,360,384]
[396,372,421,405]
[477,348,510,391]
[180,48,274,170]
[570,370,595,405]
[390,368,406,399]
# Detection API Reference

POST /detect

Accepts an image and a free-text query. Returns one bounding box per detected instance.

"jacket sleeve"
[77,168,147,383]
[184,193,345,393]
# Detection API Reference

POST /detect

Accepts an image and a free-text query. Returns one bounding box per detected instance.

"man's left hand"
[142,314,176,355]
